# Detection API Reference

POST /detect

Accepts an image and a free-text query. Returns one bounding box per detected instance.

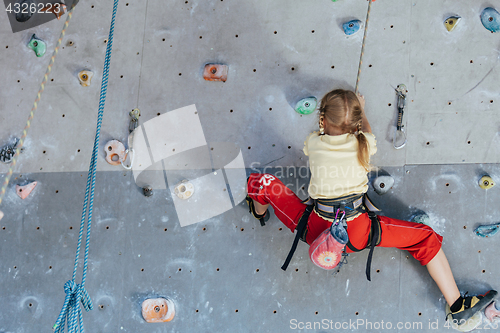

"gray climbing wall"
[1,0,499,332]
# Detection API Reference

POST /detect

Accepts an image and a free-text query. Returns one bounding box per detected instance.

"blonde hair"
[319,89,370,171]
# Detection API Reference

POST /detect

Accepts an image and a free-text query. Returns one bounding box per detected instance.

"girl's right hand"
[357,93,366,110]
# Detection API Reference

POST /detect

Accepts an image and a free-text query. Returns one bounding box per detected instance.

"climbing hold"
[342,20,362,36]
[474,223,500,238]
[479,175,495,189]
[40,3,67,20]
[485,301,500,322]
[294,97,317,115]
[174,180,195,200]
[203,64,228,82]
[444,16,461,32]
[129,108,141,134]
[104,140,128,166]
[142,297,175,323]
[481,7,500,33]
[143,186,153,197]
[15,0,36,22]
[0,210,3,221]
[372,175,394,195]
[28,34,46,57]
[78,70,94,87]
[16,181,37,200]
[0,138,22,164]
[411,213,431,227]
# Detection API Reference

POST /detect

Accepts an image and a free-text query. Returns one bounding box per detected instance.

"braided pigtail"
[355,122,370,171]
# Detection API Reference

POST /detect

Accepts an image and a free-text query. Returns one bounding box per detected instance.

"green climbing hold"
[295,97,317,115]
[28,34,46,57]
[411,213,431,227]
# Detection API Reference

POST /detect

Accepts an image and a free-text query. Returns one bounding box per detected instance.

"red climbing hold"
[142,298,175,323]
[16,181,37,200]
[485,301,500,322]
[203,64,228,82]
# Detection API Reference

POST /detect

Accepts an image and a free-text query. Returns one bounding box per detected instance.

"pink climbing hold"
[485,301,500,322]
[16,181,37,199]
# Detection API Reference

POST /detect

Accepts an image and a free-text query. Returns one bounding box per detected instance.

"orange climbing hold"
[203,64,228,82]
[142,298,175,323]
[16,181,37,200]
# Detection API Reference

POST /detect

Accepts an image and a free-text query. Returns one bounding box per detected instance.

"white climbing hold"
[0,210,3,221]
[174,180,194,200]
[104,140,128,166]
[16,181,37,199]
[372,175,394,195]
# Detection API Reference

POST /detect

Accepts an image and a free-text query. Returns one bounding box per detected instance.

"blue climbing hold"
[481,7,500,33]
[343,20,362,35]
[474,223,500,238]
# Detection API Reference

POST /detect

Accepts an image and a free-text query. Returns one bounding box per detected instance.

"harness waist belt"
[303,193,378,220]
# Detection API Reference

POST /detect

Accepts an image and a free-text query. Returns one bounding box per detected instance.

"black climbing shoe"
[245,195,270,226]
[447,290,498,322]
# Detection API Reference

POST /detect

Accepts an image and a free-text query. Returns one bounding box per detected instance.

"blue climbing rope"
[53,0,119,332]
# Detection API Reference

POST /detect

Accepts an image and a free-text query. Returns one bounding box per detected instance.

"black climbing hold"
[15,0,36,22]
[143,186,153,197]
[0,138,22,164]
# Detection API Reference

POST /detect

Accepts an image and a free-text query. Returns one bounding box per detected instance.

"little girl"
[246,88,496,325]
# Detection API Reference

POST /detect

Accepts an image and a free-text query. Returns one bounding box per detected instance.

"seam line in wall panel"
[136,0,149,108]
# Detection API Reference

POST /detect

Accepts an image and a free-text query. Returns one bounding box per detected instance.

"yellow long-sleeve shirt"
[303,131,377,199]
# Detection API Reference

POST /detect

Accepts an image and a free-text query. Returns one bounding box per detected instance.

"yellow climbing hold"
[479,175,495,189]
[444,16,461,32]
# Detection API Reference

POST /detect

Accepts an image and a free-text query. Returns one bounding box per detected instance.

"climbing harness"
[345,211,381,281]
[281,205,314,271]
[53,1,120,332]
[474,223,500,238]
[282,194,381,280]
[302,193,379,220]
[307,194,381,281]
[354,0,373,94]
[0,1,76,208]
[393,84,407,149]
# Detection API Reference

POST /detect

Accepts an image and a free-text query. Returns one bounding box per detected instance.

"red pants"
[247,173,443,266]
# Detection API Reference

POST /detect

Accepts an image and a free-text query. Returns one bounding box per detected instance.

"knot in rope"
[53,281,93,333]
